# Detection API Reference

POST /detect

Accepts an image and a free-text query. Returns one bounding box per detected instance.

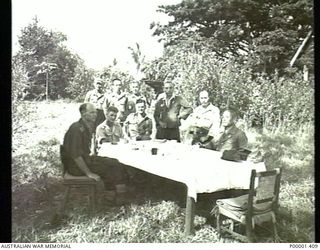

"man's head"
[112,78,122,93]
[221,109,238,128]
[79,103,97,123]
[163,82,174,97]
[131,81,140,95]
[199,90,210,107]
[135,99,146,114]
[93,78,103,91]
[104,106,118,124]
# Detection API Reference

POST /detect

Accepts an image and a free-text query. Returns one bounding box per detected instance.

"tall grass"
[12,101,314,243]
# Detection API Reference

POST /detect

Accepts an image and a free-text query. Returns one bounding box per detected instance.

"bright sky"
[12,0,181,75]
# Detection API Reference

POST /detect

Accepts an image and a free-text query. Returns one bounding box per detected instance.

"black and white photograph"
[11,0,314,244]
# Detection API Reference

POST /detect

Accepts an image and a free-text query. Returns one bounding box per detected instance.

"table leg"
[184,196,195,236]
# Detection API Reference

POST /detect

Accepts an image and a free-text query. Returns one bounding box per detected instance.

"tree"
[65,56,96,101]
[14,16,80,99]
[151,0,314,74]
[34,62,58,101]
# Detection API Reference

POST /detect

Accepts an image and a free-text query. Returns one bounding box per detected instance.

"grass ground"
[11,100,315,243]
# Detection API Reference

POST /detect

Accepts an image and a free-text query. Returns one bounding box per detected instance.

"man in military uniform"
[84,78,106,127]
[96,106,124,146]
[127,81,147,115]
[61,103,128,192]
[123,99,153,141]
[154,81,192,141]
[103,78,129,126]
[203,109,248,159]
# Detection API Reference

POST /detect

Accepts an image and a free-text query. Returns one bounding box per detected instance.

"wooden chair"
[60,145,100,214]
[212,168,282,242]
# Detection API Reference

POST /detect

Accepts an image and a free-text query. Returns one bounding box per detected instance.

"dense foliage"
[143,41,313,129]
[151,0,314,74]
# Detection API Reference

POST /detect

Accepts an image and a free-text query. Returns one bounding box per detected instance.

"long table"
[98,140,266,236]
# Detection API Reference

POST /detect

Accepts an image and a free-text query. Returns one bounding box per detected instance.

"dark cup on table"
[151,148,158,155]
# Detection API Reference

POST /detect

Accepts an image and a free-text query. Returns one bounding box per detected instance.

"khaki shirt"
[96,120,123,145]
[103,92,129,123]
[84,89,105,110]
[124,113,153,140]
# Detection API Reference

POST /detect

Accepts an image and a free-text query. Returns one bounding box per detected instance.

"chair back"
[60,145,67,174]
[247,168,282,215]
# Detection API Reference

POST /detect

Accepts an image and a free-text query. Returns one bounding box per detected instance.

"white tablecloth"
[98,141,266,201]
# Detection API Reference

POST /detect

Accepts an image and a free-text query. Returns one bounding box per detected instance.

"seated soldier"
[183,90,220,145]
[202,108,249,160]
[96,106,124,145]
[123,99,153,141]
[62,103,128,192]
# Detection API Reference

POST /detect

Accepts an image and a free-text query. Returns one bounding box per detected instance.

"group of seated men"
[62,77,249,198]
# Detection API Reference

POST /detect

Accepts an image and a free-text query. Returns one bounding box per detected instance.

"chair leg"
[216,213,221,238]
[271,214,279,242]
[230,220,234,232]
[61,186,70,214]
[245,218,254,242]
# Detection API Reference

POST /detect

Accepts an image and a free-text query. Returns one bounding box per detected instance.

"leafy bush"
[144,43,314,130]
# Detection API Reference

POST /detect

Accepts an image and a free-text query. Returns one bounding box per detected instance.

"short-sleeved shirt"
[103,92,129,123]
[62,119,93,172]
[215,125,248,152]
[84,89,105,110]
[96,120,124,144]
[124,112,153,140]
[154,94,192,129]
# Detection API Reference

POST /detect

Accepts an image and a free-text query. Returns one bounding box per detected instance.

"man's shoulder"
[86,89,95,96]
[173,95,182,101]
[141,115,152,123]
[126,113,136,121]
[156,93,165,100]
[229,125,246,137]
[155,94,165,105]
[67,120,85,133]
[193,105,202,112]
[114,122,123,130]
[208,103,220,112]
[96,122,106,131]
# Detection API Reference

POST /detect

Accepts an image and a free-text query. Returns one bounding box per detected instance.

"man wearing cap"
[103,78,130,126]
[154,81,192,141]
[84,78,106,127]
